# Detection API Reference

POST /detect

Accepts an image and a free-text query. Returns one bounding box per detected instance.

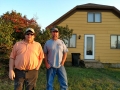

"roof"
[46,3,120,29]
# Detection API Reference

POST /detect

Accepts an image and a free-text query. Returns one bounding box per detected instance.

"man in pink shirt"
[9,28,44,90]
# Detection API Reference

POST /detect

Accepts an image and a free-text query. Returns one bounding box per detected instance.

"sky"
[0,0,120,29]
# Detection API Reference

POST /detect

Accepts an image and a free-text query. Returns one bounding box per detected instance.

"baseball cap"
[25,28,35,33]
[51,28,59,32]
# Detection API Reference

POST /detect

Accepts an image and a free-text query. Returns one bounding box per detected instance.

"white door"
[84,35,95,59]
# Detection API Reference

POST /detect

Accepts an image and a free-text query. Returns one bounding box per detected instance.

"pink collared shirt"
[10,40,44,70]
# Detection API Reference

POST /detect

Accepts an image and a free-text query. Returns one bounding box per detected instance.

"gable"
[46,3,120,29]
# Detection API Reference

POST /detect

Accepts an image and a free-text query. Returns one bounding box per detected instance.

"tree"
[0,18,14,76]
[0,18,14,57]
[55,25,73,44]
[35,25,73,47]
[1,10,41,43]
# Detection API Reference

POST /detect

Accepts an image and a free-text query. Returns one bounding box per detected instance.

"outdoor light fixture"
[78,35,81,39]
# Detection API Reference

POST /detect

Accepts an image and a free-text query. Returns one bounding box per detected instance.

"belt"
[15,68,35,72]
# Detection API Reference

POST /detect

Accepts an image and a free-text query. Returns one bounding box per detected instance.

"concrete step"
[84,60,104,68]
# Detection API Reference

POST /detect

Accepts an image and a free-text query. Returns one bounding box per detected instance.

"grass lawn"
[0,66,120,90]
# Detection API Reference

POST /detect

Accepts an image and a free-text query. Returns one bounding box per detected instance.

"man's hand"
[61,62,64,66]
[9,70,15,80]
[46,63,51,69]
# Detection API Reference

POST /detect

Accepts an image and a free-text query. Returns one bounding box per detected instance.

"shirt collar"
[21,40,35,44]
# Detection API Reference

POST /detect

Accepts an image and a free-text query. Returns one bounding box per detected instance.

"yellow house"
[46,3,120,68]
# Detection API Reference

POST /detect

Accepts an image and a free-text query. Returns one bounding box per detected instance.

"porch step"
[84,60,104,68]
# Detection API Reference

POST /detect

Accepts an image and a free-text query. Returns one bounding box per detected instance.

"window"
[65,34,76,48]
[88,12,101,22]
[111,35,120,49]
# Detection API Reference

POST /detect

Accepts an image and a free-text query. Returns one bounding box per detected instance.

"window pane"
[95,13,101,22]
[86,37,93,55]
[111,36,117,48]
[64,39,68,47]
[118,36,120,49]
[70,35,76,47]
[88,13,93,22]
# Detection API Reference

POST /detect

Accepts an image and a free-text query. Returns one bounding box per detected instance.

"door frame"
[84,35,95,60]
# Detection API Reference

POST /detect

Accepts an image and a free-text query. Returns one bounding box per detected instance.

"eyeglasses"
[26,33,34,36]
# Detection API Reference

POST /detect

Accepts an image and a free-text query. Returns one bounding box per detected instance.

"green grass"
[0,67,120,90]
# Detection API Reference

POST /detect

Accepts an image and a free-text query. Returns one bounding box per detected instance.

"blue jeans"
[46,66,68,90]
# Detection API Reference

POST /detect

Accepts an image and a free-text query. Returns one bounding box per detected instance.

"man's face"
[52,31,59,40]
[25,32,35,42]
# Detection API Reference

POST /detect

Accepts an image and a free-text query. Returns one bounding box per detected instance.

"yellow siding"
[58,11,120,63]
